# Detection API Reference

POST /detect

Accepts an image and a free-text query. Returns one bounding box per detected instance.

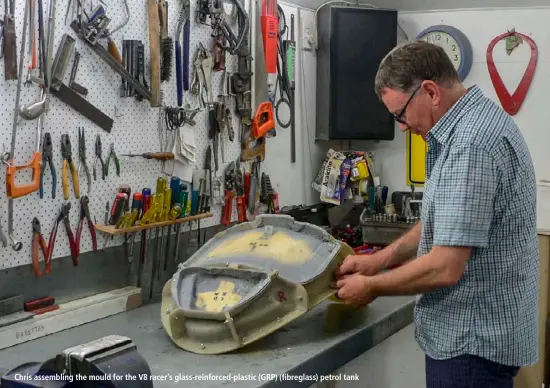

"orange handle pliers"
[32,217,50,278]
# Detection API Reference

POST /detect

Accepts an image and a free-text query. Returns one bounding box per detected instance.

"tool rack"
[0,0,241,271]
[95,212,213,234]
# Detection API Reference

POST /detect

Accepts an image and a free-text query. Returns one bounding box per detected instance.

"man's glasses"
[392,85,422,125]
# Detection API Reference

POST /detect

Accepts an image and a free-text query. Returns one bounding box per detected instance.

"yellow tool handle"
[70,161,80,199]
[62,160,69,200]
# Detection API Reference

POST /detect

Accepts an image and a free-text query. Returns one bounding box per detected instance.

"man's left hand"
[333,274,377,307]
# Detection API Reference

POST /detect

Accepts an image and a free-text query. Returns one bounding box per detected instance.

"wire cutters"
[32,218,50,278]
[93,134,105,181]
[48,203,78,266]
[105,143,120,177]
[76,195,97,256]
[61,134,80,200]
[39,132,57,199]
[77,127,92,194]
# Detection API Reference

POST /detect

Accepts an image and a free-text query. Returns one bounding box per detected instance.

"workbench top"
[0,296,415,388]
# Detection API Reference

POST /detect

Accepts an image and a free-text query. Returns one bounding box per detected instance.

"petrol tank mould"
[161,214,354,354]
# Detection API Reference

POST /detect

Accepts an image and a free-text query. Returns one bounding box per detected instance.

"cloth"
[415,85,539,366]
[425,354,519,388]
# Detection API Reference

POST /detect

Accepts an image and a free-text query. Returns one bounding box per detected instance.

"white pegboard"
[0,0,242,270]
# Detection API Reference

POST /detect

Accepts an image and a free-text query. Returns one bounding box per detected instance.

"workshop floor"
[326,323,426,388]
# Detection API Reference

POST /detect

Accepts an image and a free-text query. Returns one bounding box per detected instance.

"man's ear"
[421,80,441,106]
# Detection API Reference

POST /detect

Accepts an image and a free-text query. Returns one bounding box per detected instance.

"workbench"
[0,296,415,388]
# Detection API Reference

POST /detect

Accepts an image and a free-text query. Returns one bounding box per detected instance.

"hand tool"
[4,0,35,250]
[212,33,226,71]
[261,0,278,95]
[110,193,128,226]
[175,0,190,105]
[173,182,188,263]
[93,134,105,180]
[150,177,167,294]
[235,160,246,222]
[190,45,207,108]
[200,146,212,213]
[76,196,97,257]
[126,192,143,262]
[190,171,200,215]
[70,15,152,104]
[31,217,50,278]
[69,50,88,95]
[3,0,17,80]
[105,143,120,176]
[138,188,152,288]
[39,132,56,199]
[147,0,161,106]
[164,177,181,268]
[251,0,275,139]
[158,185,172,276]
[77,127,91,194]
[120,152,175,160]
[221,161,235,226]
[48,202,78,266]
[159,0,172,82]
[61,133,80,200]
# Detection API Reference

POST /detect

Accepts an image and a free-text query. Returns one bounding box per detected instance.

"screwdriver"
[120,152,175,160]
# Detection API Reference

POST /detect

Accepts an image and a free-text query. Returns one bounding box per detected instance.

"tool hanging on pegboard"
[487,29,537,116]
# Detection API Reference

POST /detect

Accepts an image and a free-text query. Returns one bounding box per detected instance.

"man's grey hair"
[374,40,460,98]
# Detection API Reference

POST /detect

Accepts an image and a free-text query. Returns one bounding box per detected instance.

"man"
[334,40,539,387]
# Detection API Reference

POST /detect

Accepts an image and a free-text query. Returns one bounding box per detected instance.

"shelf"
[95,212,214,235]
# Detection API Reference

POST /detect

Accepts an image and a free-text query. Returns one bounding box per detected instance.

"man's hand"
[336,252,385,278]
[333,274,376,307]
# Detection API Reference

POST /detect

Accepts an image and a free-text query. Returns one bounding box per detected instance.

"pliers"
[61,134,80,200]
[32,218,50,278]
[105,143,120,177]
[77,127,92,194]
[39,132,57,199]
[76,196,97,257]
[93,134,105,181]
[48,203,78,266]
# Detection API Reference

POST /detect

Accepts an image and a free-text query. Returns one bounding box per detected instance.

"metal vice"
[1,336,153,388]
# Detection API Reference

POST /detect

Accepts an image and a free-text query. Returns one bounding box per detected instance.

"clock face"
[419,31,462,71]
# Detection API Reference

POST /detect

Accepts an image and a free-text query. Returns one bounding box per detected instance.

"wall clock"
[416,25,474,81]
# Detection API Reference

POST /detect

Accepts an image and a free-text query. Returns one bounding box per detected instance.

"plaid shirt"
[415,86,539,367]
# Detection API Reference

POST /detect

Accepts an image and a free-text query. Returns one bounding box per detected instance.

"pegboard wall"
[0,0,243,270]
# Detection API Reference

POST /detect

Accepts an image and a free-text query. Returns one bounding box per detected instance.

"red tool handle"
[252,102,275,139]
[6,152,42,198]
[236,196,246,223]
[222,191,234,226]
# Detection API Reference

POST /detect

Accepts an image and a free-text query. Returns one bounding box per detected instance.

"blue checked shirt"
[415,86,539,367]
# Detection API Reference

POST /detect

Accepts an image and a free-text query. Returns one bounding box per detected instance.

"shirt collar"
[426,85,483,145]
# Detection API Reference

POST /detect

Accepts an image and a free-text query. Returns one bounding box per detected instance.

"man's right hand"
[335,252,387,278]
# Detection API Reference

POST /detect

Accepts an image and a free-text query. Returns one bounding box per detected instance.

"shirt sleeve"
[433,145,498,248]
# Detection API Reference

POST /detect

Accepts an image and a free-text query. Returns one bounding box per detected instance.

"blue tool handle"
[170,176,181,206]
[191,190,199,215]
[175,41,183,107]
[183,20,190,91]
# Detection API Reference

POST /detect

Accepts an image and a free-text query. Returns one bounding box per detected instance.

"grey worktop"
[0,296,415,388]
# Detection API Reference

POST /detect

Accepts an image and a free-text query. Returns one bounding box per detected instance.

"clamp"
[105,143,120,177]
[61,134,81,200]
[76,196,98,256]
[221,161,235,226]
[190,44,212,108]
[32,217,50,278]
[48,203,78,266]
[39,132,57,199]
[93,134,105,180]
[77,127,92,194]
